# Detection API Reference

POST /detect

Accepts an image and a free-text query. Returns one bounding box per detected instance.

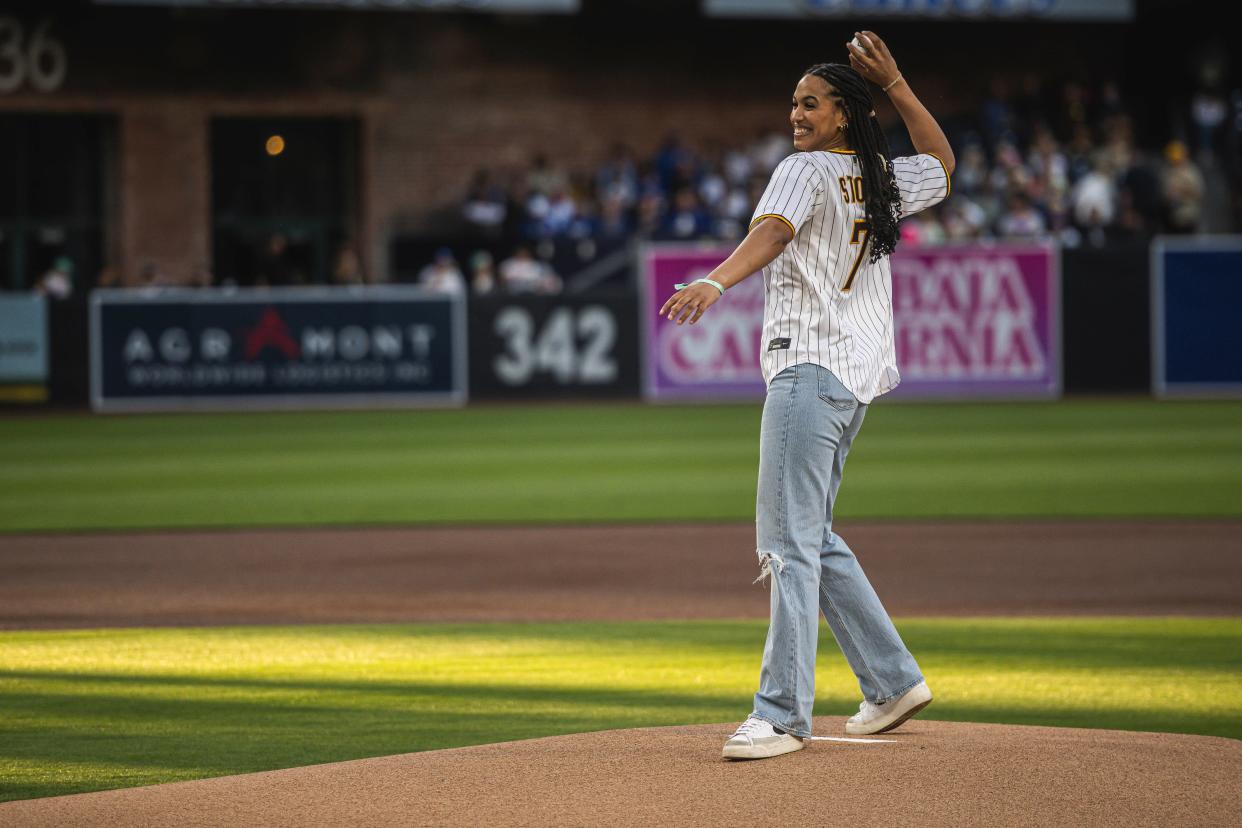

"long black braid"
[804,63,902,262]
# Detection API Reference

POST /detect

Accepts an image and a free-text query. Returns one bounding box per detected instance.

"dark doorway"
[0,113,110,294]
[211,117,358,286]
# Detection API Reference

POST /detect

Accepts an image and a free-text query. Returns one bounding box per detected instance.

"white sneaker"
[722,716,805,760]
[845,681,933,736]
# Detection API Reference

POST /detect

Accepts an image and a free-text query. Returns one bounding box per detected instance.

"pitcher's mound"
[4,719,1239,826]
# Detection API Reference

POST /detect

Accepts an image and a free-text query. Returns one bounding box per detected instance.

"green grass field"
[2,618,1239,802]
[3,400,1240,803]
[3,399,1241,532]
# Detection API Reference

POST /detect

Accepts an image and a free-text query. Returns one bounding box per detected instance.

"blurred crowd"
[21,77,1237,299]
[440,76,1234,295]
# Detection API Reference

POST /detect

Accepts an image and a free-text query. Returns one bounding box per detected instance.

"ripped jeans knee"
[753,551,787,585]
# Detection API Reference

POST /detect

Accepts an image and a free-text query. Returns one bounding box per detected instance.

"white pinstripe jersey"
[749,150,950,403]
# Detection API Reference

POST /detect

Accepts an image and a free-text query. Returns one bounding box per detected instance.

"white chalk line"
[806,735,896,744]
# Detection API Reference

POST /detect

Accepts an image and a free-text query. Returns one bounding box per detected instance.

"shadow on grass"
[2,664,1239,803]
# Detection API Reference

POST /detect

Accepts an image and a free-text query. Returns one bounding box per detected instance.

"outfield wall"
[27,237,1241,411]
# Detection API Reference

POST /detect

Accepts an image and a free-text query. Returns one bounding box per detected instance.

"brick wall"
[118,103,210,286]
[0,9,1115,286]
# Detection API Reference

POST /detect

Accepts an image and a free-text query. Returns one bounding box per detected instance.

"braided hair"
[804,63,902,262]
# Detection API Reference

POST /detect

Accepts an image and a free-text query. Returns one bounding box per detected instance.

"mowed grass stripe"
[1,618,1239,802]
[3,399,1242,531]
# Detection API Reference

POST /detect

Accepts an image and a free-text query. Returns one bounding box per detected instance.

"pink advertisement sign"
[642,244,1060,401]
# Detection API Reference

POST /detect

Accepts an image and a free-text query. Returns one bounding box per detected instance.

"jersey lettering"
[837,175,864,204]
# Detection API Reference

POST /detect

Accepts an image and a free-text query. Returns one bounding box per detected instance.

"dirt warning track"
[3,719,1238,827]
[1,520,1240,628]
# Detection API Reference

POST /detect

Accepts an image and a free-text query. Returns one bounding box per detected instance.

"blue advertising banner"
[1151,237,1242,398]
[90,287,466,411]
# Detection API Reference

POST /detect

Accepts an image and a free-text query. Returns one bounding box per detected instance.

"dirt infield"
[1,520,1240,628]
[3,519,1239,822]
[4,718,1238,827]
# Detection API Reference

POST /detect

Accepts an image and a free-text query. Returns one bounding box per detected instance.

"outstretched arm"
[846,31,955,175]
[660,217,791,325]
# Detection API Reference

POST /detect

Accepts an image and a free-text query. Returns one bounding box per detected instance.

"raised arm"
[846,31,955,175]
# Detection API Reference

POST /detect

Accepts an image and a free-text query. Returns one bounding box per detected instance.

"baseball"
[851,35,868,55]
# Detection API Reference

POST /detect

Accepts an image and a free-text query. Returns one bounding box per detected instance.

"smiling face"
[790,74,849,153]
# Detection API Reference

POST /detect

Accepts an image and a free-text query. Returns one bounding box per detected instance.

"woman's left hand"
[660,282,721,326]
[846,31,901,90]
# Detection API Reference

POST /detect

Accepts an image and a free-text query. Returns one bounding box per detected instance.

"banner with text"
[91,287,465,411]
[642,246,767,401]
[642,244,1060,401]
[469,292,640,399]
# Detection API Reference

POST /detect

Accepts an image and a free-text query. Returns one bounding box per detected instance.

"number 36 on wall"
[0,17,68,94]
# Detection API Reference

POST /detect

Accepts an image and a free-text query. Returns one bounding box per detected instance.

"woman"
[660,32,954,761]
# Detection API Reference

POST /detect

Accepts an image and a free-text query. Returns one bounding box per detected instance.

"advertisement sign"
[0,294,48,384]
[642,246,766,401]
[91,287,465,411]
[1152,236,1242,398]
[890,245,1060,398]
[702,0,1132,21]
[94,1,578,11]
[469,292,640,399]
[642,244,1060,401]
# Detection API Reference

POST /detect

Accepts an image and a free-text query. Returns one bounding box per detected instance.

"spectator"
[36,256,73,299]
[1162,140,1205,234]
[538,188,578,237]
[997,191,1048,241]
[942,197,988,242]
[1191,88,1228,158]
[635,191,664,239]
[657,188,712,241]
[1026,125,1069,202]
[418,248,466,296]
[953,143,989,196]
[1071,159,1117,232]
[654,132,696,193]
[527,153,568,197]
[469,250,497,295]
[332,241,365,286]
[980,77,1016,147]
[723,143,754,187]
[256,233,303,287]
[595,143,639,208]
[137,260,170,288]
[462,169,507,238]
[1065,123,1096,184]
[503,175,535,242]
[499,246,560,294]
[596,193,632,242]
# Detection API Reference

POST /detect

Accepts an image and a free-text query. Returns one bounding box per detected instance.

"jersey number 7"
[843,219,870,292]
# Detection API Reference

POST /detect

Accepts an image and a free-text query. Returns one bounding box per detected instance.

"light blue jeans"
[750,363,923,738]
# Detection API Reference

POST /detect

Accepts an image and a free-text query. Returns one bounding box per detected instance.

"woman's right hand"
[660,282,722,326]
